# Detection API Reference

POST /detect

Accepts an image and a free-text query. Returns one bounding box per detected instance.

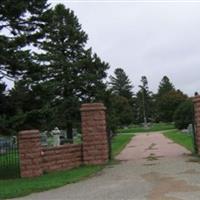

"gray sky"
[49,0,200,96]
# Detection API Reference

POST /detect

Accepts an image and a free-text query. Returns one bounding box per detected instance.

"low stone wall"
[19,130,82,177]
[42,144,82,172]
[18,103,109,178]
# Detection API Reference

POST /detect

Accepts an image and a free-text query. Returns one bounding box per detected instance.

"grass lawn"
[118,123,175,134]
[0,132,134,199]
[111,133,134,157]
[163,129,194,152]
[0,165,102,199]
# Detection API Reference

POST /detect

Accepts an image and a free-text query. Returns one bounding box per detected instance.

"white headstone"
[52,127,61,147]
[187,124,193,135]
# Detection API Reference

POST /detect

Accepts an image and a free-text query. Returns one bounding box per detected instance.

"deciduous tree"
[158,90,187,122]
[173,99,194,129]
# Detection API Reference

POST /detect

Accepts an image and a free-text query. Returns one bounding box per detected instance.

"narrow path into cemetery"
[15,132,200,200]
[116,132,189,162]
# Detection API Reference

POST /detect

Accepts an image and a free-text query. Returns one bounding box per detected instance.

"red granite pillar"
[18,130,42,177]
[193,95,200,154]
[81,103,108,164]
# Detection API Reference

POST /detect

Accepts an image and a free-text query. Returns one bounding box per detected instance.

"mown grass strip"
[111,133,134,157]
[163,129,193,152]
[0,165,103,199]
[118,123,175,134]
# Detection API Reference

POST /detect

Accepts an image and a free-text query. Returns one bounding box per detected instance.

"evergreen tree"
[155,77,187,123]
[109,68,133,102]
[0,3,109,136]
[136,76,154,124]
[158,76,174,97]
[109,68,135,125]
[33,4,109,140]
[0,0,49,79]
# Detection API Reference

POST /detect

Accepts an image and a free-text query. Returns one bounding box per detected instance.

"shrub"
[173,99,194,129]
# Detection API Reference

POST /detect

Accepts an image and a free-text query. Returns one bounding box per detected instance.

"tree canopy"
[173,99,194,129]
[0,0,49,79]
[158,76,174,97]
[158,90,187,122]
[109,68,133,102]
[0,2,109,137]
[108,68,135,128]
[136,76,154,124]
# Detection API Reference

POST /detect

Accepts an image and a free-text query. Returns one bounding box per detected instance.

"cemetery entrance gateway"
[0,136,20,179]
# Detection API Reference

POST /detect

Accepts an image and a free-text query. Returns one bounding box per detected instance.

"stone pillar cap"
[19,130,40,135]
[80,103,106,112]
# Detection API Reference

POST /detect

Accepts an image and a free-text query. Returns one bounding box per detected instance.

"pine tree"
[136,76,154,124]
[33,4,109,140]
[109,68,134,103]
[109,68,135,125]
[158,76,174,97]
[156,76,176,121]
[0,0,49,79]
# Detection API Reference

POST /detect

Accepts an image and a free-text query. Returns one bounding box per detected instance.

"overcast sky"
[49,0,200,96]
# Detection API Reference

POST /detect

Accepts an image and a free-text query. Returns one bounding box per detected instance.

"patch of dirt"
[145,143,158,151]
[142,172,200,200]
[144,153,164,161]
[143,163,157,166]
[145,153,158,161]
[128,145,136,148]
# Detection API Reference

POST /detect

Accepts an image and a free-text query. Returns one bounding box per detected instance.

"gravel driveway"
[16,132,200,200]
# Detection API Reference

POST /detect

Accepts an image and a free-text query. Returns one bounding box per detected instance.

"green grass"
[118,123,175,133]
[0,132,134,199]
[0,165,103,199]
[163,130,193,152]
[111,133,134,157]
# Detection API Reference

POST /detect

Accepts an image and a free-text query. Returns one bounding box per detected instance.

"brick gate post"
[80,103,109,164]
[193,95,200,154]
[18,130,42,177]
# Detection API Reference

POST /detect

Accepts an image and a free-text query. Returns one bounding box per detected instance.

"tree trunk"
[67,122,73,143]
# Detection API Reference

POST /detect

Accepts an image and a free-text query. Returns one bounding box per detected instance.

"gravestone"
[187,124,193,135]
[51,127,60,147]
